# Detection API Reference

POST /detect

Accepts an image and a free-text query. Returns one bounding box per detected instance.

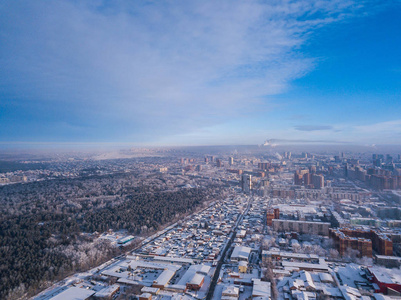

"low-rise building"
[272,219,330,236]
[231,246,252,262]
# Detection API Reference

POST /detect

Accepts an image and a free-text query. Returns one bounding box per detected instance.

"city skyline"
[1,1,401,147]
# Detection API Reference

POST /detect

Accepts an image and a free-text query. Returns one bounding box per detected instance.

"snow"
[335,264,367,288]
[48,287,95,300]
[369,266,401,284]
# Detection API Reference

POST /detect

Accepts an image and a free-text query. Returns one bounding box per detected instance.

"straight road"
[206,195,253,300]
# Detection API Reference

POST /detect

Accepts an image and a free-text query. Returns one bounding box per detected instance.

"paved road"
[206,195,253,300]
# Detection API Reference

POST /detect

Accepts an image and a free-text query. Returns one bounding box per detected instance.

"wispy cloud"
[294,125,333,131]
[289,120,401,144]
[0,0,367,143]
[354,120,401,134]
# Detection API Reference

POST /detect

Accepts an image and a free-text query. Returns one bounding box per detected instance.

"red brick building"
[330,227,393,257]
[266,208,279,226]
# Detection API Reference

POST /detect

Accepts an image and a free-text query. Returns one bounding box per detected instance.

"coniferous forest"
[0,172,224,299]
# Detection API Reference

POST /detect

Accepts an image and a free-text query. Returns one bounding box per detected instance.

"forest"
[0,160,48,172]
[0,172,224,299]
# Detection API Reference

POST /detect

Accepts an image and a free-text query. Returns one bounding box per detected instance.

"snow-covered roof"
[222,285,239,296]
[252,278,271,299]
[94,284,119,298]
[300,271,315,290]
[231,246,252,260]
[189,273,204,286]
[319,272,333,283]
[153,269,175,286]
[49,287,95,300]
[369,266,401,285]
[281,261,329,272]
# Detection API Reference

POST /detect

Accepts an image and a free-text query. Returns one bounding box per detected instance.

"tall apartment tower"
[228,156,234,166]
[241,174,252,193]
[312,174,325,189]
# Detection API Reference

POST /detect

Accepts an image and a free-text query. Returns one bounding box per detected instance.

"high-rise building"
[241,174,252,193]
[266,208,279,226]
[303,172,312,186]
[258,162,270,170]
[294,171,303,185]
[228,156,234,166]
[373,159,383,167]
[216,159,222,167]
[294,169,309,185]
[330,228,393,257]
[312,174,324,189]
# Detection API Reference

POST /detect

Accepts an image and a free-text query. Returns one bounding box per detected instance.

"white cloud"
[0,0,365,142]
[347,120,401,144]
[354,120,401,134]
[279,120,401,145]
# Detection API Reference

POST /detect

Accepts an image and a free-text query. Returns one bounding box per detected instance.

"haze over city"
[1,1,400,147]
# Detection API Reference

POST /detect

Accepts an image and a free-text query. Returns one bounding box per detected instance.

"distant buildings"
[241,174,252,193]
[312,174,324,189]
[294,169,325,189]
[369,174,401,190]
[258,162,270,170]
[0,177,10,183]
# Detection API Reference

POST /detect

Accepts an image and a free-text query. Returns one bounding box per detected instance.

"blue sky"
[0,0,400,147]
